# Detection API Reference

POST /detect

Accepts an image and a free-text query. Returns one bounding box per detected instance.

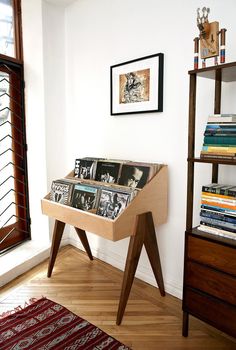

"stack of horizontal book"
[198,183,236,240]
[200,114,236,160]
[49,157,163,220]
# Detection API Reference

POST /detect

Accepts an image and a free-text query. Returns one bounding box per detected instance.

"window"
[0,0,14,57]
[0,0,30,254]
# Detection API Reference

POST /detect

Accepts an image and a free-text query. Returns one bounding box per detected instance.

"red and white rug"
[0,297,131,349]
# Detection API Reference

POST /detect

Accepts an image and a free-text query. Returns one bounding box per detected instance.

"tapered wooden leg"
[47,220,65,277]
[182,311,189,337]
[116,212,165,325]
[144,212,165,296]
[116,213,146,325]
[74,227,93,260]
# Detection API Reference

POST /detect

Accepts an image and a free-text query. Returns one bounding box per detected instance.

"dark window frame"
[0,0,31,254]
[0,0,23,62]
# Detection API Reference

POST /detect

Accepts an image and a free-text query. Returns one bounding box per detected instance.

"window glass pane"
[0,71,16,227]
[0,0,15,57]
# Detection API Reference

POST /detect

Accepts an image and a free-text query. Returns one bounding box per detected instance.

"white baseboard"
[69,237,182,299]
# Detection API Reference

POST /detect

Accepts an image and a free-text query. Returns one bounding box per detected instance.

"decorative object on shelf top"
[194,7,227,69]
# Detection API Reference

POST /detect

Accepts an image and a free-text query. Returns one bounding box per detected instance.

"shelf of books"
[183,59,236,338]
[200,113,236,161]
[195,183,236,243]
[190,113,236,243]
[41,158,168,241]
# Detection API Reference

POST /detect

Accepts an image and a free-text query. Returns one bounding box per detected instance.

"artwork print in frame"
[110,53,164,115]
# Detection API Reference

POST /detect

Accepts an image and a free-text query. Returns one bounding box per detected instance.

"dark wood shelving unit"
[182,61,236,339]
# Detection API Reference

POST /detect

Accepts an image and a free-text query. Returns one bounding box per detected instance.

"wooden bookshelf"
[182,61,236,338]
[41,165,168,324]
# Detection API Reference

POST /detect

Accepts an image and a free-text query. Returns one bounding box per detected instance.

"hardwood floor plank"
[0,245,235,349]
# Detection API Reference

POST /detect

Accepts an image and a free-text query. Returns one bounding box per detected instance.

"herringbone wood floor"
[0,245,235,349]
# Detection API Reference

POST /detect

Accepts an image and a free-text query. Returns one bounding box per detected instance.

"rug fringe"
[0,297,44,319]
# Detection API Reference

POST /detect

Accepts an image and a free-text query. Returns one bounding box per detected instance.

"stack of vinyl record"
[200,114,236,160]
[198,183,236,240]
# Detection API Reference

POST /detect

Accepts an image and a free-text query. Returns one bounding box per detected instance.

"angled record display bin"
[42,165,168,241]
[41,164,168,324]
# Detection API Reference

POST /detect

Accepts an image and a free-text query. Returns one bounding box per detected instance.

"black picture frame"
[110,53,164,115]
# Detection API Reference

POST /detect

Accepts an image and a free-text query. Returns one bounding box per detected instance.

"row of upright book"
[49,157,163,220]
[201,113,236,160]
[198,183,236,240]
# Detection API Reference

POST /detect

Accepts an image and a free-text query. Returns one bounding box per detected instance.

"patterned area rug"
[0,297,131,349]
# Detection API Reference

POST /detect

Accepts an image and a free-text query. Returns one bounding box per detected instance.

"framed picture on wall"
[110,53,164,115]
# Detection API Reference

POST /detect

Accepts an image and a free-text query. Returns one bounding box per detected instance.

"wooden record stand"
[41,165,168,324]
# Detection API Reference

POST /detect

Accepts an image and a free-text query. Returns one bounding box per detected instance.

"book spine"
[201,199,236,210]
[208,118,236,123]
[201,195,236,205]
[200,153,236,160]
[201,184,219,193]
[200,221,236,234]
[200,210,236,223]
[204,132,236,136]
[197,225,236,240]
[228,188,236,197]
[207,123,236,126]
[208,114,236,117]
[202,190,236,199]
[204,135,236,145]
[202,145,236,152]
[206,126,236,131]
[201,204,236,215]
[200,216,236,230]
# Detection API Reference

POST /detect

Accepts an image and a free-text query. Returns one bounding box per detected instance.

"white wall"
[22,0,49,241]
[14,0,236,297]
[63,0,236,298]
[42,0,71,239]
